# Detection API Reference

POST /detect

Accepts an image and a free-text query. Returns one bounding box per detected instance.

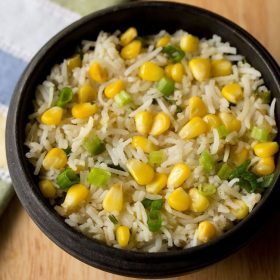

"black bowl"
[6,1,280,278]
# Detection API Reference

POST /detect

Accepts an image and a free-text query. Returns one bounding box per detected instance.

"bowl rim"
[6,1,280,278]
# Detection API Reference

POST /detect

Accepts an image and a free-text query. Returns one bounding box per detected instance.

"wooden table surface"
[1,1,280,279]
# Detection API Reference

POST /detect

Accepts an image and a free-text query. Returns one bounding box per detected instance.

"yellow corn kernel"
[219,112,241,132]
[104,80,125,99]
[211,59,232,77]
[41,106,63,126]
[230,147,249,166]
[156,35,170,48]
[71,103,98,119]
[134,111,154,134]
[150,112,171,136]
[127,159,154,185]
[167,187,191,211]
[189,188,210,212]
[121,40,142,60]
[139,62,164,81]
[62,184,89,213]
[230,199,249,220]
[253,157,275,176]
[179,117,208,140]
[189,58,211,82]
[120,27,137,46]
[171,63,184,82]
[67,54,82,71]
[203,114,222,129]
[103,184,123,213]
[77,84,96,103]
[221,83,243,104]
[189,96,208,119]
[165,64,174,79]
[197,221,216,243]
[167,163,191,188]
[42,148,67,170]
[39,180,56,198]
[180,34,199,53]
[88,62,108,83]
[253,142,279,158]
[131,136,157,153]
[116,226,130,247]
[146,173,168,194]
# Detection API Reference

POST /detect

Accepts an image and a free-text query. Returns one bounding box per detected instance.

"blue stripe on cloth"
[0,50,27,105]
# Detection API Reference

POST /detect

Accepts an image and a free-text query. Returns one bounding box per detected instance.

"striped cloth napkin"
[0,0,126,215]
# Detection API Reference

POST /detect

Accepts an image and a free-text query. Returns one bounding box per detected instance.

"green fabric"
[0,180,14,216]
[51,0,127,16]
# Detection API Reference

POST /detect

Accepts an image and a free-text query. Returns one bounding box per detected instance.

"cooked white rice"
[25,29,277,252]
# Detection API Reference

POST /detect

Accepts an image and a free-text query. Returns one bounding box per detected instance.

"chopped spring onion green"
[142,198,164,210]
[147,209,162,232]
[151,199,164,210]
[142,198,153,209]
[199,150,216,173]
[108,214,118,225]
[198,184,217,196]
[251,126,270,142]
[148,150,166,165]
[156,76,175,96]
[217,125,229,139]
[229,160,250,178]
[142,198,164,232]
[83,132,105,155]
[56,87,73,108]
[114,90,132,107]
[257,91,271,104]
[87,167,111,187]
[56,168,80,189]
[217,163,233,180]
[162,45,185,62]
[259,173,274,188]
[229,160,259,193]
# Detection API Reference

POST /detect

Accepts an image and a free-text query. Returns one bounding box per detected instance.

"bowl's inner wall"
[10,2,280,277]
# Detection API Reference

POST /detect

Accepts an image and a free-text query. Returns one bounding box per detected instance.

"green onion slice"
[56,87,73,108]
[229,160,259,193]
[217,125,229,139]
[56,168,80,189]
[156,77,175,96]
[251,126,270,142]
[142,198,153,209]
[257,91,271,104]
[114,90,132,107]
[83,132,105,155]
[199,150,216,173]
[162,45,185,62]
[108,214,118,225]
[87,167,111,187]
[217,163,233,180]
[151,199,164,210]
[147,209,162,232]
[198,184,217,196]
[148,150,166,165]
[141,198,164,210]
[259,173,274,188]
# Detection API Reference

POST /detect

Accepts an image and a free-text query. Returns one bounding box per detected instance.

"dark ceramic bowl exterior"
[6,1,280,278]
